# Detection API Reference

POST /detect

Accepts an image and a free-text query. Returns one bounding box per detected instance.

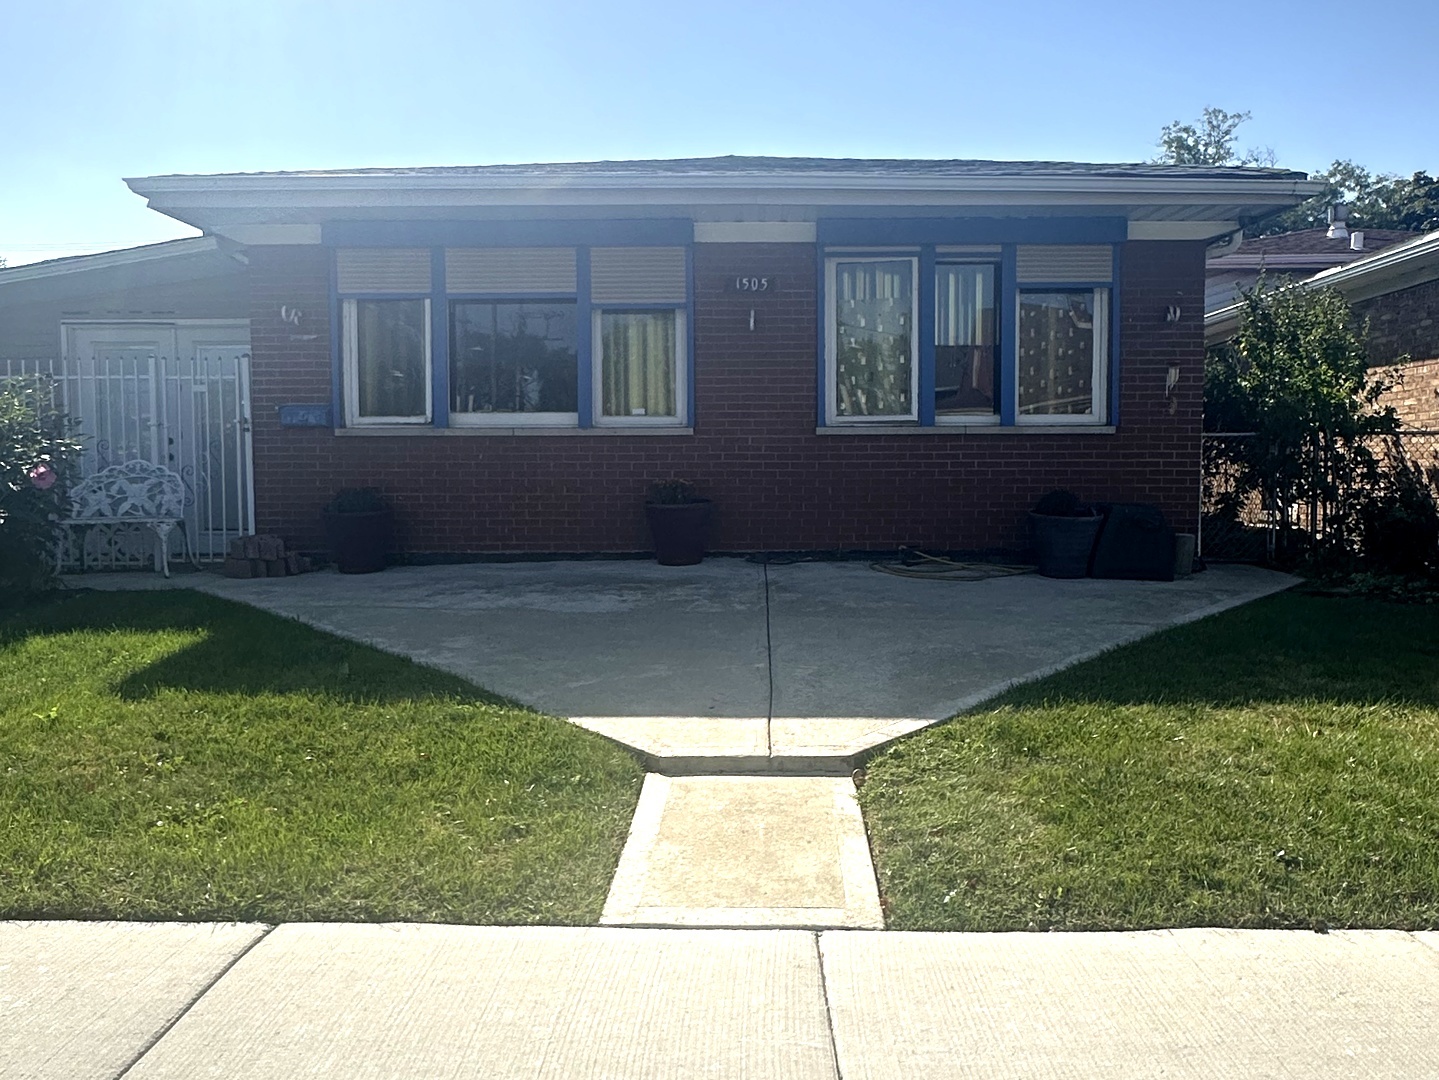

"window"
[1017,288,1108,421]
[827,258,918,422]
[595,309,685,423]
[822,244,1113,428]
[934,262,998,419]
[342,298,431,424]
[450,300,578,424]
[334,244,692,431]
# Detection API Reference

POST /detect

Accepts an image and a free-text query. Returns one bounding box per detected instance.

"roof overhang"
[0,236,226,286]
[125,166,1324,247]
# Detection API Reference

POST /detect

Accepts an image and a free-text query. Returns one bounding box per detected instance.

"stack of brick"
[222,535,314,578]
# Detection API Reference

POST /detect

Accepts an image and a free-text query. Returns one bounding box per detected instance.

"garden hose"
[868,548,1035,582]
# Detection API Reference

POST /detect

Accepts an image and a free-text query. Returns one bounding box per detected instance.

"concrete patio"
[68,557,1299,932]
[188,558,1298,769]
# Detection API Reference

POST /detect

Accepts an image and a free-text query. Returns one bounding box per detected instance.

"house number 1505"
[726,276,775,293]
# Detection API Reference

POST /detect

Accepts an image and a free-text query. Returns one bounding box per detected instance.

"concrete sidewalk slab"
[819,928,1439,1079]
[123,924,837,1080]
[602,776,882,929]
[0,920,266,1080]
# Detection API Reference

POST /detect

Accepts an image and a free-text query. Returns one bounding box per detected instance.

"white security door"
[171,325,255,559]
[62,322,253,564]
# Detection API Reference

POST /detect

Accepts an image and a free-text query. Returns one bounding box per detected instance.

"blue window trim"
[917,246,937,426]
[998,244,1018,426]
[1110,246,1123,426]
[576,247,593,428]
[819,241,1121,428]
[429,249,449,429]
[814,245,827,426]
[328,253,343,429]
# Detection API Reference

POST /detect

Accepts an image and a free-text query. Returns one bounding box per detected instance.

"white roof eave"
[125,172,1324,214]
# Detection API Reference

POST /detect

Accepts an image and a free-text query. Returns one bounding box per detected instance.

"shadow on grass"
[989,592,1439,713]
[0,588,512,707]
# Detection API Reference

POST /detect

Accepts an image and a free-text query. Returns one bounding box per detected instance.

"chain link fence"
[1200,429,1439,563]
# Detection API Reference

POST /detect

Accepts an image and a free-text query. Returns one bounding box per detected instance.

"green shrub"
[0,377,82,599]
[1357,454,1439,576]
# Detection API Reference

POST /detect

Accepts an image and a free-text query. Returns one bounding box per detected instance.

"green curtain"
[601,310,676,418]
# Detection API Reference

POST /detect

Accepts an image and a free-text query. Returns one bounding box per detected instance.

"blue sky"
[4,0,1436,266]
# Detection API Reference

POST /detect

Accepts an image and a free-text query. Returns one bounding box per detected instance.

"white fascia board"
[126,174,1324,214]
[0,237,217,285]
[1129,221,1239,241]
[694,221,817,243]
[1305,229,1439,294]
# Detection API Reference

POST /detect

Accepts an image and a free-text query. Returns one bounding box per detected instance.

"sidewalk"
[6,921,1439,1079]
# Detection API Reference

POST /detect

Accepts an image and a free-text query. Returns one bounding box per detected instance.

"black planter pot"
[322,509,394,574]
[1029,511,1103,579]
[645,500,712,566]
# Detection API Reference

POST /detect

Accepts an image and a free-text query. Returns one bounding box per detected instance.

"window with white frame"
[596,309,684,421]
[343,297,432,424]
[450,301,579,421]
[827,257,918,422]
[822,243,1113,427]
[935,261,999,419]
[1016,288,1108,421]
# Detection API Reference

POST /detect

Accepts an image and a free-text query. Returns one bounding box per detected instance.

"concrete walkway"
[77,559,1298,932]
[6,921,1439,1079]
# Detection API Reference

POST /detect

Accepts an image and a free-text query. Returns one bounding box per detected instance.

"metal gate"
[5,321,254,565]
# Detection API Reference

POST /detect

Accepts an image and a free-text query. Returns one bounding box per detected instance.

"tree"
[1205,280,1399,561]
[1252,163,1439,236]
[1154,107,1276,167]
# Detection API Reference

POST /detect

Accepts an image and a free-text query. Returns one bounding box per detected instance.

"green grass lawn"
[0,590,644,924]
[860,592,1439,932]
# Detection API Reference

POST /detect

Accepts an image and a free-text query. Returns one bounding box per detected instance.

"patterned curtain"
[601,311,676,417]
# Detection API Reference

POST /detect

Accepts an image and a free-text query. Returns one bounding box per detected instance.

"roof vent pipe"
[1350,231,1365,251]
[1327,203,1349,240]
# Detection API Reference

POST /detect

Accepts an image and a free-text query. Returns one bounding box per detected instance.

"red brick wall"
[247,240,1205,555]
[1374,358,1439,430]
[1354,277,1439,366]
[1354,278,1439,430]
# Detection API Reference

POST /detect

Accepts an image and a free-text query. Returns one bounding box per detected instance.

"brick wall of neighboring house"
[246,240,1206,555]
[1354,278,1439,430]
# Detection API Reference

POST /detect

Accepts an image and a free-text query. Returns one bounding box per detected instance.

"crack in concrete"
[813,931,846,1080]
[763,559,775,757]
[112,924,275,1080]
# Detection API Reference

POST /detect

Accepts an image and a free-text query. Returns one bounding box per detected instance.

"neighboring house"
[98,157,1317,557]
[1206,228,1439,430]
[0,238,254,558]
[1205,226,1414,313]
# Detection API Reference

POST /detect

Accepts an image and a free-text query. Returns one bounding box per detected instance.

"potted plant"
[645,479,712,566]
[322,487,394,573]
[1029,489,1103,579]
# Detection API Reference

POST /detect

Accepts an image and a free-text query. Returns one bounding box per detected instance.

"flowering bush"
[1,376,82,599]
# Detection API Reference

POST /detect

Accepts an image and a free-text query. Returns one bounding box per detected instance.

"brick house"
[1207,228,1439,430]
[122,157,1317,557]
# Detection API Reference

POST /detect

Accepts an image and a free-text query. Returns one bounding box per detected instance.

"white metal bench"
[58,461,188,577]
